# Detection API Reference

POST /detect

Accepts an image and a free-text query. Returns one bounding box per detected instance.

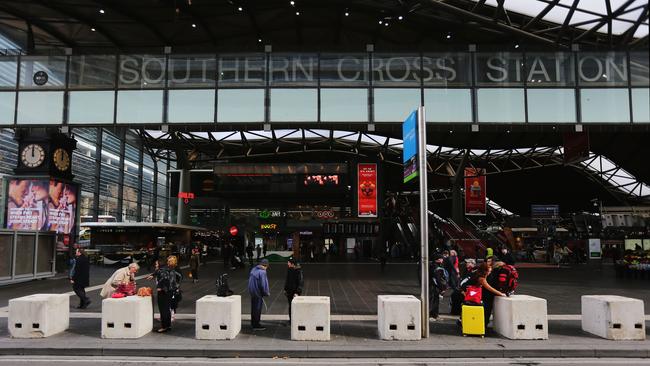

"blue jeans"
[251,296,263,327]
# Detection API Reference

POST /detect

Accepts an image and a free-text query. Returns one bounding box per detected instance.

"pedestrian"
[189,248,200,283]
[497,246,516,265]
[283,258,304,323]
[100,263,139,299]
[263,243,267,257]
[444,250,461,315]
[246,243,255,266]
[70,248,91,309]
[151,255,181,333]
[223,243,232,269]
[429,253,448,320]
[479,260,506,330]
[256,244,262,261]
[248,258,270,330]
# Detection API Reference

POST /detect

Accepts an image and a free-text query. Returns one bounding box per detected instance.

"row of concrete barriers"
[7,293,646,341]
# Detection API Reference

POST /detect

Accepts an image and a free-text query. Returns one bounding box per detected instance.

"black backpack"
[216,273,234,297]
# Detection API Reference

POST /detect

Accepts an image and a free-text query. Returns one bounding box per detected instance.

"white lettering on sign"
[337,57,361,81]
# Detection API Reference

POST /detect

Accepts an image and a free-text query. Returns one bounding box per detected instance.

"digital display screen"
[6,178,78,234]
[304,175,339,186]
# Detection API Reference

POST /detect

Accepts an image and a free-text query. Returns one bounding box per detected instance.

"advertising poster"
[464,168,486,216]
[357,163,378,218]
[402,110,418,183]
[588,238,602,259]
[5,178,78,234]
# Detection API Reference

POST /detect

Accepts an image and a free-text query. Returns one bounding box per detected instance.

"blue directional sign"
[403,110,418,183]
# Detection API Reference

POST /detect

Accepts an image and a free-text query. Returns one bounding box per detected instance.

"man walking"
[283,258,303,322]
[248,258,270,330]
[70,248,91,309]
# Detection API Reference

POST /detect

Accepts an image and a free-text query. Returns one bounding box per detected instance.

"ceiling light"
[378,20,383,24]
[290,0,295,5]
[99,9,105,14]
[296,11,300,15]
[238,6,243,11]
[446,33,451,39]
[91,27,96,32]
[344,11,349,16]
[384,22,389,27]
[192,23,197,28]
[514,44,520,48]
[398,15,403,20]
[258,38,262,43]
[602,74,608,78]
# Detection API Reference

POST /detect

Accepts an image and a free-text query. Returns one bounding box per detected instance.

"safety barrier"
[581,295,645,340]
[494,295,548,340]
[195,295,241,340]
[291,296,330,341]
[101,296,153,339]
[8,294,69,338]
[377,295,421,340]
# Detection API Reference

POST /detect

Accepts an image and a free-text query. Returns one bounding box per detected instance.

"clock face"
[53,148,70,172]
[21,144,45,168]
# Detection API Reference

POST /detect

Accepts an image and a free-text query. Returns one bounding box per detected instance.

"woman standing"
[152,256,181,333]
[189,248,200,283]
[479,261,506,331]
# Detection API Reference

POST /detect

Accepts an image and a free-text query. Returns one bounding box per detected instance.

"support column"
[116,129,126,222]
[152,159,158,222]
[451,150,470,224]
[92,128,103,220]
[136,146,144,222]
[176,169,190,226]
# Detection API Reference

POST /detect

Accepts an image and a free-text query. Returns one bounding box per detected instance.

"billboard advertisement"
[402,110,418,183]
[5,178,78,234]
[358,163,378,218]
[464,168,486,216]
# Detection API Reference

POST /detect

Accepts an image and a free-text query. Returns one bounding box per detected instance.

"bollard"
[377,295,421,340]
[195,295,241,340]
[291,296,330,341]
[8,294,69,338]
[101,296,153,339]
[581,295,645,340]
[494,295,548,340]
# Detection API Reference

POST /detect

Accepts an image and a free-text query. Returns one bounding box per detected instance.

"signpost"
[403,106,429,338]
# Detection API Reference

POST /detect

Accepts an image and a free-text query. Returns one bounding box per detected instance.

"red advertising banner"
[357,163,378,218]
[464,168,486,216]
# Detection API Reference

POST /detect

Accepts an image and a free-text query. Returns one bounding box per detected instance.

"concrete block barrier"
[377,295,421,340]
[8,294,69,338]
[195,295,241,340]
[291,296,330,341]
[494,295,548,340]
[581,295,645,340]
[101,295,153,339]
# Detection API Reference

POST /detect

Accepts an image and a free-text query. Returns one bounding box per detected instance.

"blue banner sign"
[403,110,418,183]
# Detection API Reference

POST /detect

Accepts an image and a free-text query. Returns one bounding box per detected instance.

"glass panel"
[168,54,216,88]
[217,89,264,122]
[578,52,628,86]
[270,89,317,122]
[632,89,649,123]
[68,91,115,124]
[168,89,214,123]
[320,88,368,122]
[372,54,420,87]
[270,54,318,86]
[0,234,12,278]
[0,91,15,124]
[17,91,64,124]
[0,56,17,88]
[422,53,472,87]
[69,55,116,88]
[36,235,54,273]
[525,52,575,87]
[476,52,524,86]
[423,89,472,123]
[527,89,576,123]
[477,89,525,123]
[218,54,265,87]
[373,88,421,122]
[580,88,630,123]
[116,90,163,123]
[320,54,368,86]
[19,56,67,89]
[15,234,35,276]
[118,55,166,88]
[630,52,649,87]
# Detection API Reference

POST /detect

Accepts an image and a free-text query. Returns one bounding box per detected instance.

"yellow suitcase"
[461,304,485,336]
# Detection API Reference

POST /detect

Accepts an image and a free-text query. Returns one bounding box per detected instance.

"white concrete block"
[291,296,330,341]
[195,295,241,340]
[581,295,645,340]
[377,295,421,340]
[101,296,153,339]
[8,294,69,338]
[494,295,548,340]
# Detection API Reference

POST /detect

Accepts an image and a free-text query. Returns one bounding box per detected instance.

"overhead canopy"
[0,0,647,52]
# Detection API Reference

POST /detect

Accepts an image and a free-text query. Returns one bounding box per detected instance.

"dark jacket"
[284,265,304,295]
[248,265,270,298]
[155,266,182,293]
[443,256,460,289]
[72,254,90,288]
[498,251,516,266]
[189,254,200,270]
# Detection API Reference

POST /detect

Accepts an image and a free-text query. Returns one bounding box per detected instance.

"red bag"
[496,265,518,295]
[115,282,136,296]
[464,285,483,305]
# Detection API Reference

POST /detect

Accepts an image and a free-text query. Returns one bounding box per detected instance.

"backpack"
[432,266,449,292]
[463,285,483,305]
[216,273,234,297]
[495,264,518,295]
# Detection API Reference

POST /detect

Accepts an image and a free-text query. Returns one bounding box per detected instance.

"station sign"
[402,110,418,183]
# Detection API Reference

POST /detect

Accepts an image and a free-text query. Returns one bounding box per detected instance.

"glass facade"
[0,50,645,125]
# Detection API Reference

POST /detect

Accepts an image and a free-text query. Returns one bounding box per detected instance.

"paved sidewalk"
[0,317,648,359]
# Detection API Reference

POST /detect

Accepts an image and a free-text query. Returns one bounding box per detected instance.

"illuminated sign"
[229,226,238,236]
[358,163,378,218]
[315,210,335,219]
[260,223,278,230]
[178,191,195,204]
[259,210,284,219]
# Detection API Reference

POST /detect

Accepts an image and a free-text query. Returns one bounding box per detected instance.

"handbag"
[463,285,483,305]
[115,282,136,296]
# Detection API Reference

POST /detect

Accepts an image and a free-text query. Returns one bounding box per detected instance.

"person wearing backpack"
[481,259,507,331]
[429,253,449,320]
[152,255,181,333]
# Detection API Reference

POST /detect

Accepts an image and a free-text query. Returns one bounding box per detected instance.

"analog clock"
[53,148,70,171]
[20,144,45,168]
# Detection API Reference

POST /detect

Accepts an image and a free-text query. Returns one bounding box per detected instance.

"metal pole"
[418,105,429,338]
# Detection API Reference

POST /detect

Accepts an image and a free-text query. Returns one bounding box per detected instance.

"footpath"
[0,314,649,359]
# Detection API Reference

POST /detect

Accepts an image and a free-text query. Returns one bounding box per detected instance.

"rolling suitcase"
[461,304,485,337]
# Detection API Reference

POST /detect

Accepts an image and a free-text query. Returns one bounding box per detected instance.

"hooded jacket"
[248,265,270,298]
[284,264,304,295]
